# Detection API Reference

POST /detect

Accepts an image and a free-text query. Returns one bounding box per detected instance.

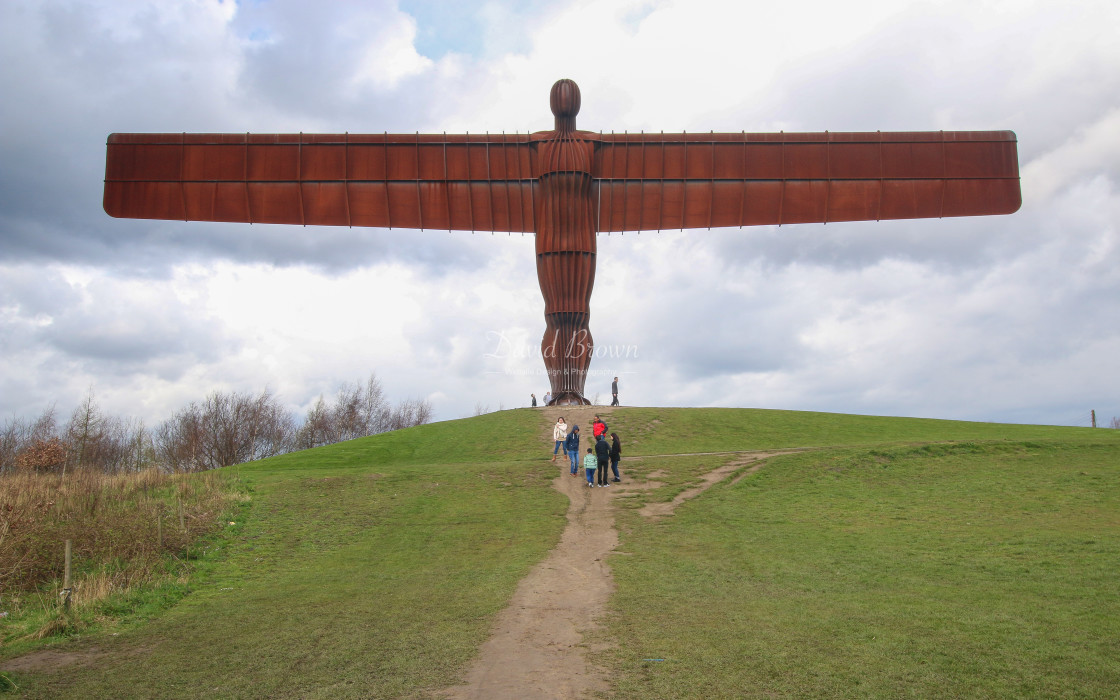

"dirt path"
[438,407,784,699]
[438,436,616,698]
[639,450,802,520]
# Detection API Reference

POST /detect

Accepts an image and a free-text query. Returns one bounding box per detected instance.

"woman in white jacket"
[551,417,567,462]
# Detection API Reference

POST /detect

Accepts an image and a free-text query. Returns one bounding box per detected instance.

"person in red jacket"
[592,415,608,441]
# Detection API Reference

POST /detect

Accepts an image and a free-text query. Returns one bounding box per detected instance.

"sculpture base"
[548,391,591,406]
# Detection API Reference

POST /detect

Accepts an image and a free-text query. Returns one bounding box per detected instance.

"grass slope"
[6,407,1119,698]
[7,409,567,698]
[597,412,1120,699]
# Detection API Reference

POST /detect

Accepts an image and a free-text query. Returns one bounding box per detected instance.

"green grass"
[601,406,1105,455]
[604,439,1120,698]
[4,407,1118,698]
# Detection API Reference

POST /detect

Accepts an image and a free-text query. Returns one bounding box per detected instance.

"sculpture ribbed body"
[535,86,596,405]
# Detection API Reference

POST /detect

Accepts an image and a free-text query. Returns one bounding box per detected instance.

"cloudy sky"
[2,0,1118,428]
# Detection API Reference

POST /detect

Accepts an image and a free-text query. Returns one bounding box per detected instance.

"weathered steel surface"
[104,132,539,231]
[592,130,1021,229]
[104,130,1020,230]
[535,79,596,405]
[105,79,1021,405]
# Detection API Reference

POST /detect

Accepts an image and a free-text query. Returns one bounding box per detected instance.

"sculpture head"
[550,79,580,132]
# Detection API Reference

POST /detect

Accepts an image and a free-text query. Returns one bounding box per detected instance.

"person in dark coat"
[595,434,611,486]
[611,377,619,406]
[564,426,581,476]
[609,432,621,482]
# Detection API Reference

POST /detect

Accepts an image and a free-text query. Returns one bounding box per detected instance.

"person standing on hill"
[611,377,619,406]
[592,415,607,441]
[531,393,537,407]
[583,447,598,487]
[564,425,581,476]
[544,391,552,405]
[609,432,622,482]
[595,434,611,486]
[551,417,567,462]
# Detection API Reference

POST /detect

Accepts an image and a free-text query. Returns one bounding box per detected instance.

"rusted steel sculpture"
[104,79,1021,406]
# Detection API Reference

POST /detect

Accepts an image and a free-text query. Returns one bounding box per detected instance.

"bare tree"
[0,416,28,473]
[121,417,154,472]
[197,389,294,468]
[361,373,390,435]
[66,387,105,474]
[388,398,434,431]
[29,405,58,443]
[414,399,433,426]
[332,382,366,442]
[294,395,333,451]
[153,389,294,471]
[248,390,295,460]
[154,402,204,472]
[331,373,392,439]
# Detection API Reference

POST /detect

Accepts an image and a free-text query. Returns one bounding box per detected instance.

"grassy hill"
[4,407,1119,698]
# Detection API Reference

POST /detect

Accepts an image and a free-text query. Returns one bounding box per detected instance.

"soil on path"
[438,407,782,700]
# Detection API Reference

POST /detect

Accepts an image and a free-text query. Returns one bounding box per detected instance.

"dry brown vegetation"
[0,468,243,602]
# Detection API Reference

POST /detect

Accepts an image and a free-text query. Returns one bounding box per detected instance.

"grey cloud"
[1,266,233,372]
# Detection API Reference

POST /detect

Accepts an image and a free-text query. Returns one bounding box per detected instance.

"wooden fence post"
[61,539,72,609]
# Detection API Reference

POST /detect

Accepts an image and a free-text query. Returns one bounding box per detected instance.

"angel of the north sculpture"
[104,79,1021,406]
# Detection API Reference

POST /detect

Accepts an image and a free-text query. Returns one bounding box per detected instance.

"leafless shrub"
[1,417,29,474]
[155,389,294,471]
[294,373,431,449]
[294,395,333,450]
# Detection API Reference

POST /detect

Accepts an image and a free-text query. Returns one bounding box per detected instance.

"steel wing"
[104,132,539,232]
[590,131,1021,232]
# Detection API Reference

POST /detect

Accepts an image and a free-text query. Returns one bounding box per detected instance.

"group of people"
[551,415,621,487]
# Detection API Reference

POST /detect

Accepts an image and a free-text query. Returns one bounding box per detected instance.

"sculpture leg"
[542,312,594,406]
[538,252,594,406]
